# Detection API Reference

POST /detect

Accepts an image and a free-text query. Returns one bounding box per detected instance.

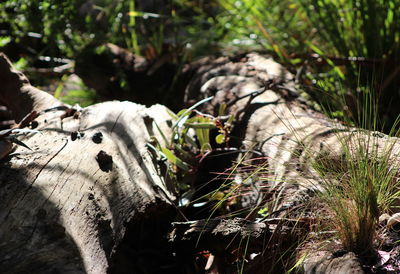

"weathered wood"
[0,53,175,273]
[170,217,305,253]
[184,53,400,213]
[0,53,61,122]
[303,252,364,274]
[182,53,400,272]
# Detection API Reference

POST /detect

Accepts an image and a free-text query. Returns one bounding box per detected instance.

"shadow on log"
[0,52,177,273]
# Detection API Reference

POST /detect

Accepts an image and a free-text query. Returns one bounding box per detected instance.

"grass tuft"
[312,95,400,258]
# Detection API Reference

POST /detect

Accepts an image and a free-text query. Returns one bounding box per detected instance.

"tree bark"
[184,53,400,213]
[0,53,175,273]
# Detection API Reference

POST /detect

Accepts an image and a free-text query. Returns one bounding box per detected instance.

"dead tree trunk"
[178,53,400,273]
[0,53,176,273]
[1,51,397,273]
[184,53,400,213]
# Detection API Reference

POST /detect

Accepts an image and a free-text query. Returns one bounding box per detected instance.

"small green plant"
[147,96,234,192]
[315,140,385,255]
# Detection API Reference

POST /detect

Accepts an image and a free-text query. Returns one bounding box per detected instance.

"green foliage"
[58,88,96,107]
[2,1,399,125]
[13,57,28,71]
[298,0,399,61]
[0,36,11,47]
[127,0,140,55]
[149,96,234,191]
[5,0,400,268]
[0,0,223,61]
[53,76,96,107]
[299,0,400,129]
[1,1,226,109]
[1,0,108,57]
[217,0,400,130]
[217,0,311,60]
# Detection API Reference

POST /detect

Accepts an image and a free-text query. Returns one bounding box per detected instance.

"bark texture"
[184,53,400,213]
[0,53,61,122]
[0,53,175,273]
[180,53,400,273]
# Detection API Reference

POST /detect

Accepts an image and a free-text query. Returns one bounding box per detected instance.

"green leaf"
[54,74,68,99]
[176,115,190,128]
[211,191,224,201]
[14,57,28,71]
[258,207,269,217]
[127,11,161,18]
[215,134,225,144]
[227,115,235,124]
[161,147,190,171]
[177,109,189,117]
[166,108,179,120]
[184,122,216,129]
[307,42,345,80]
[0,36,11,47]
[146,142,160,156]
[200,142,212,154]
[153,120,169,146]
[307,42,324,56]
[218,103,227,116]
[196,127,210,149]
[183,133,199,149]
[174,144,192,159]
[67,89,92,97]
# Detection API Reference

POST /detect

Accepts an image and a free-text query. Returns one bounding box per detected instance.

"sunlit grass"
[311,91,400,258]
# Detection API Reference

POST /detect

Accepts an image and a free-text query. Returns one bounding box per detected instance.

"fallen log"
[1,50,398,273]
[0,53,176,273]
[184,53,400,214]
[181,53,400,272]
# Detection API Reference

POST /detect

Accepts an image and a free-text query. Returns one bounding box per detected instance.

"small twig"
[295,60,308,84]
[41,105,71,113]
[257,217,307,225]
[257,133,286,151]
[226,86,267,108]
[211,147,263,156]
[154,184,189,222]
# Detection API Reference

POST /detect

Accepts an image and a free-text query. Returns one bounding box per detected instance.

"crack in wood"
[110,110,124,133]
[1,138,69,224]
